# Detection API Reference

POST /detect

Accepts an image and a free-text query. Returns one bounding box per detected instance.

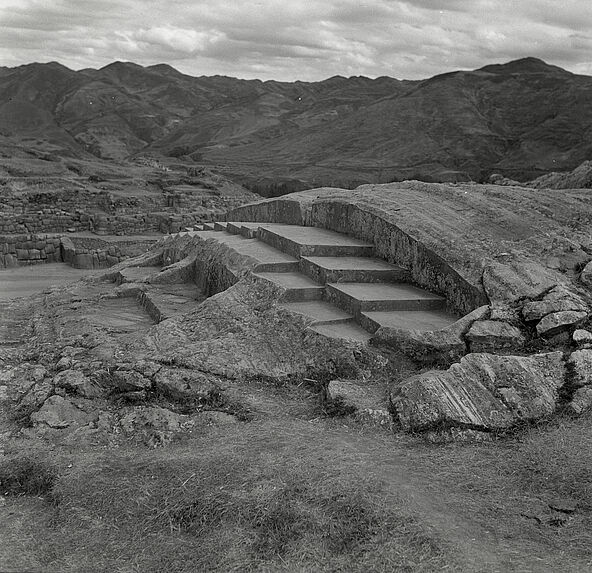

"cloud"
[0,0,590,80]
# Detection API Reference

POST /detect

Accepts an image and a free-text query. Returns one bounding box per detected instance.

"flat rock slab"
[261,225,372,247]
[362,309,459,333]
[308,321,372,343]
[392,351,565,432]
[279,300,352,324]
[328,282,446,312]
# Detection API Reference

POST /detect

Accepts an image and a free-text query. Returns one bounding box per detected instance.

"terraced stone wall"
[0,234,63,268]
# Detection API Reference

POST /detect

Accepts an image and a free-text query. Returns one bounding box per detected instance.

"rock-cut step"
[254,271,325,302]
[279,300,353,325]
[359,309,458,334]
[258,225,374,258]
[326,282,446,313]
[300,256,409,284]
[308,321,372,343]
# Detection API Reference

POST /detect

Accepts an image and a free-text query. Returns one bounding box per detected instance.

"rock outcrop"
[391,352,565,433]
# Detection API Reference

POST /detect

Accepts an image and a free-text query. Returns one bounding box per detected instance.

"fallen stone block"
[466,320,525,352]
[536,311,588,337]
[391,352,565,433]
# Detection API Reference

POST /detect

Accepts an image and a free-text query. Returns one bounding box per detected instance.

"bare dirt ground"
[0,263,96,301]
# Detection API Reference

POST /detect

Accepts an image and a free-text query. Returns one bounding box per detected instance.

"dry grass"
[2,413,592,572]
[2,422,453,573]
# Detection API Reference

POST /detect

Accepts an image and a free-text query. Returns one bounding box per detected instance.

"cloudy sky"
[0,0,590,81]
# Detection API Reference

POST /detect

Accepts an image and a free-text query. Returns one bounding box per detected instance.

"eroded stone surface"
[536,311,588,337]
[567,387,592,415]
[154,367,218,402]
[581,260,592,288]
[373,305,489,364]
[109,370,152,392]
[53,369,106,398]
[392,352,565,432]
[573,329,592,347]
[466,320,525,352]
[522,286,587,322]
[568,350,592,388]
[30,395,96,429]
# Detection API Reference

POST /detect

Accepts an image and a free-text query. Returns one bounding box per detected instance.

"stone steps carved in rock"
[195,223,460,341]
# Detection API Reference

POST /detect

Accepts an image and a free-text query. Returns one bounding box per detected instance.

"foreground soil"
[0,270,591,572]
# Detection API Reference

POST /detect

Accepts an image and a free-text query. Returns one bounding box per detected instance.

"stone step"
[359,309,458,334]
[226,221,263,239]
[307,321,372,343]
[201,222,215,231]
[326,282,446,313]
[194,230,300,272]
[254,271,324,302]
[116,265,162,284]
[213,221,228,231]
[258,225,374,258]
[279,300,353,325]
[300,256,409,284]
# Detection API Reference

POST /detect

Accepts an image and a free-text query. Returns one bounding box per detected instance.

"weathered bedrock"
[391,352,566,432]
[229,181,592,312]
[225,182,592,433]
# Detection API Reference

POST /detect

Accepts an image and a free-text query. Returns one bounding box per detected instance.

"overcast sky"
[0,0,590,81]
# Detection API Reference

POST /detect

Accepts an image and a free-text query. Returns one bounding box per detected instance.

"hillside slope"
[0,58,591,186]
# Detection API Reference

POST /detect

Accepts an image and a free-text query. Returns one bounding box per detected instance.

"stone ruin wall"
[0,234,157,270]
[0,186,247,236]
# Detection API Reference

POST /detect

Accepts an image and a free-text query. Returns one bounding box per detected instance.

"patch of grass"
[0,454,58,497]
[41,422,453,572]
[516,415,592,510]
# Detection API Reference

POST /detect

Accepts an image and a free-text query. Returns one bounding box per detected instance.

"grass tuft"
[0,454,58,497]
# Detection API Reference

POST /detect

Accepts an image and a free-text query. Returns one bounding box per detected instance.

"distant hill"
[527,160,592,189]
[0,57,591,187]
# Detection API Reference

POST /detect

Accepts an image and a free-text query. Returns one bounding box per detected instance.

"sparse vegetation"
[0,453,58,497]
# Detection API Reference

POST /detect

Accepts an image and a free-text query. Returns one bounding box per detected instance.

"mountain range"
[1,57,591,188]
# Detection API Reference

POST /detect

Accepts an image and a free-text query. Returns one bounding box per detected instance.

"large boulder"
[392,352,565,432]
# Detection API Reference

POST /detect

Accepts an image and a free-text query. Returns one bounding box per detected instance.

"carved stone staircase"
[180,222,459,342]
